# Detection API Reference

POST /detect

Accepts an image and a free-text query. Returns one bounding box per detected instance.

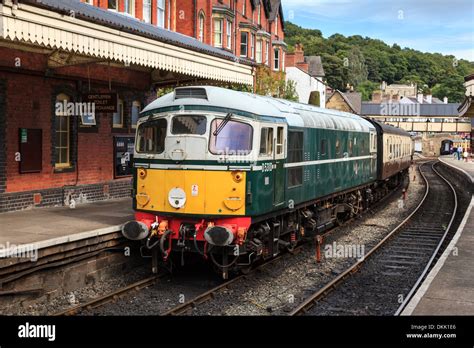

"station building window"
[131,101,141,128]
[274,48,280,71]
[214,19,223,48]
[157,0,166,28]
[240,32,248,57]
[256,39,263,63]
[198,12,205,42]
[113,98,124,128]
[54,93,71,168]
[123,0,134,16]
[226,20,232,49]
[143,0,151,23]
[108,0,117,11]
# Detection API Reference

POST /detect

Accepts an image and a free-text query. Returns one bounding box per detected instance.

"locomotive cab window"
[209,119,253,155]
[259,127,274,156]
[172,115,207,135]
[276,126,284,155]
[136,118,167,153]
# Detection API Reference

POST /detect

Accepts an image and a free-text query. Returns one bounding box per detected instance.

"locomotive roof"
[142,86,375,133]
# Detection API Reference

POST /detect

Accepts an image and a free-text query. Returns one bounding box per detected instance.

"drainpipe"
[193,0,196,39]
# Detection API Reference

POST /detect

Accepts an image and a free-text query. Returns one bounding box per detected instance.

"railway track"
[290,160,458,316]
[55,275,162,316]
[161,173,410,316]
[55,170,409,316]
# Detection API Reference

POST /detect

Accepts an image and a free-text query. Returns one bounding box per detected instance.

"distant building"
[326,90,362,114]
[458,73,474,150]
[373,82,449,105]
[285,44,326,107]
[379,81,417,98]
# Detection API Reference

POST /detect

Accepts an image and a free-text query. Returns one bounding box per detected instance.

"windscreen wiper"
[213,113,233,136]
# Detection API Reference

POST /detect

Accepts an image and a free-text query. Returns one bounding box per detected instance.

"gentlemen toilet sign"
[82,93,117,113]
[18,322,56,342]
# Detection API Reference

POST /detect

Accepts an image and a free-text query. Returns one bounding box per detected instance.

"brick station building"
[0,0,254,212]
[85,0,286,72]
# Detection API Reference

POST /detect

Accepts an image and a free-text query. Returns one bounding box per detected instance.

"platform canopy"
[0,0,254,85]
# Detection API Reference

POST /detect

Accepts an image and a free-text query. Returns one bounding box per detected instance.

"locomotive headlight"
[138,168,147,179]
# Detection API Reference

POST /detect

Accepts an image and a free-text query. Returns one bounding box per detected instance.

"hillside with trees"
[284,22,474,102]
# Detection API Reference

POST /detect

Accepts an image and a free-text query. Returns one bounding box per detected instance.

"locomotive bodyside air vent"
[174,87,208,100]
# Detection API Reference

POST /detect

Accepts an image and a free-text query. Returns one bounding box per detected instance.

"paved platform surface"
[403,156,474,315]
[0,198,133,250]
[439,155,474,182]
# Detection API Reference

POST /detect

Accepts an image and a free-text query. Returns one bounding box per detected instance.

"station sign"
[82,93,117,113]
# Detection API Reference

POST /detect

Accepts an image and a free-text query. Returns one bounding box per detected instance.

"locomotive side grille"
[174,88,208,100]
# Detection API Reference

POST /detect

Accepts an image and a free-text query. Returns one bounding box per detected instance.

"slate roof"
[23,0,248,64]
[304,56,325,77]
[268,0,284,25]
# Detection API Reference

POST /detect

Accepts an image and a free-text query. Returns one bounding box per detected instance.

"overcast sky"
[281,0,474,61]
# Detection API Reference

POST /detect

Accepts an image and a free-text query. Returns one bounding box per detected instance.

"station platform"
[402,156,474,315]
[0,198,133,257]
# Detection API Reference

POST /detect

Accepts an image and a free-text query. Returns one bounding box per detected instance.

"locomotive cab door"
[273,125,286,206]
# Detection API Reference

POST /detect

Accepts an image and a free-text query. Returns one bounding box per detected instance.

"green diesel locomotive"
[122,86,412,277]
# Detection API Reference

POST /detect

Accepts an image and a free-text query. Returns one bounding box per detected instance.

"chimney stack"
[294,43,304,64]
[443,96,448,104]
[372,91,382,103]
[417,93,423,103]
[426,94,432,104]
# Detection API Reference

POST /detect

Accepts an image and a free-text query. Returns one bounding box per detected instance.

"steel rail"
[289,162,432,316]
[162,175,409,316]
[394,161,458,315]
[55,275,162,316]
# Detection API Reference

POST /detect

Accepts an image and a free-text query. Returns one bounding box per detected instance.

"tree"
[356,80,380,101]
[254,66,298,101]
[432,74,466,102]
[345,47,368,88]
[283,21,474,97]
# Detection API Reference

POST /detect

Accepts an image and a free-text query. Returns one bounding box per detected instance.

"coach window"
[335,138,341,158]
[55,93,71,168]
[320,139,327,156]
[288,131,303,187]
[348,139,353,156]
[276,127,284,155]
[259,127,274,156]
